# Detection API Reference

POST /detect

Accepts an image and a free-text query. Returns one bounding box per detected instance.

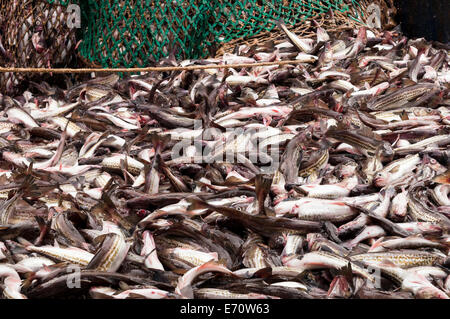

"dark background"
[396,0,449,43]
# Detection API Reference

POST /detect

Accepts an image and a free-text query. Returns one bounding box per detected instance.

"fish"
[407,186,450,229]
[389,188,409,220]
[20,239,94,266]
[0,264,27,299]
[101,154,144,175]
[195,288,274,299]
[326,127,393,159]
[90,286,177,299]
[86,233,130,272]
[276,20,314,53]
[276,198,358,222]
[175,261,236,299]
[394,135,450,156]
[284,251,375,282]
[6,107,39,128]
[350,250,445,268]
[367,83,437,111]
[0,20,448,300]
[368,262,449,299]
[368,236,447,253]
[188,197,322,236]
[141,231,164,270]
[342,225,386,249]
[294,176,358,199]
[373,155,421,187]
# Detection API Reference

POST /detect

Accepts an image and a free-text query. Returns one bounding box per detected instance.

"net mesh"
[77,0,367,68]
[0,0,80,95]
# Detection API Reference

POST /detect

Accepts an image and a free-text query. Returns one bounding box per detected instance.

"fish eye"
[338,115,343,121]
[236,207,242,211]
[240,195,247,199]
[427,108,432,113]
[430,159,437,164]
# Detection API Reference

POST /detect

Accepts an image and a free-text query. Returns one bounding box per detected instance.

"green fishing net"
[55,0,366,68]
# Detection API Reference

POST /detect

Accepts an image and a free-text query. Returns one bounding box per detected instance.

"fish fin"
[253,267,272,278]
[264,207,276,217]
[209,120,227,132]
[274,19,287,30]
[368,237,385,252]
[126,293,147,299]
[118,281,130,291]
[255,174,273,215]
[337,262,354,286]
[93,233,109,247]
[172,268,188,275]
[21,272,37,289]
[186,196,209,211]
[433,170,450,184]
[400,110,409,121]
[149,132,170,154]
[379,259,398,268]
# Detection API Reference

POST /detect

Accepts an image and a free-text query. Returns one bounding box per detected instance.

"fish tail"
[274,19,286,29]
[16,237,33,248]
[186,196,209,211]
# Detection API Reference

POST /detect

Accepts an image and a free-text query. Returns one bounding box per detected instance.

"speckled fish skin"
[23,243,94,266]
[284,250,376,283]
[367,83,437,111]
[350,250,445,268]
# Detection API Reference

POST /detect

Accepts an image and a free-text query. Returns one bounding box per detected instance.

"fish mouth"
[373,177,387,187]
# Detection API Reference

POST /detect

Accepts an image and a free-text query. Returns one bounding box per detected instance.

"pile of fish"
[0,22,449,299]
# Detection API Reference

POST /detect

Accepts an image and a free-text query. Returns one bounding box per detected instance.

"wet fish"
[0,21,448,300]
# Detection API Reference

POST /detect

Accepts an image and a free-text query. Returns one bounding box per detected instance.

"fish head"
[136,209,150,218]
[373,171,389,187]
[423,155,447,175]
[337,162,358,179]
[282,254,302,267]
[327,275,352,299]
[356,27,368,45]
[403,272,449,299]
[268,233,287,249]
[417,223,442,234]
